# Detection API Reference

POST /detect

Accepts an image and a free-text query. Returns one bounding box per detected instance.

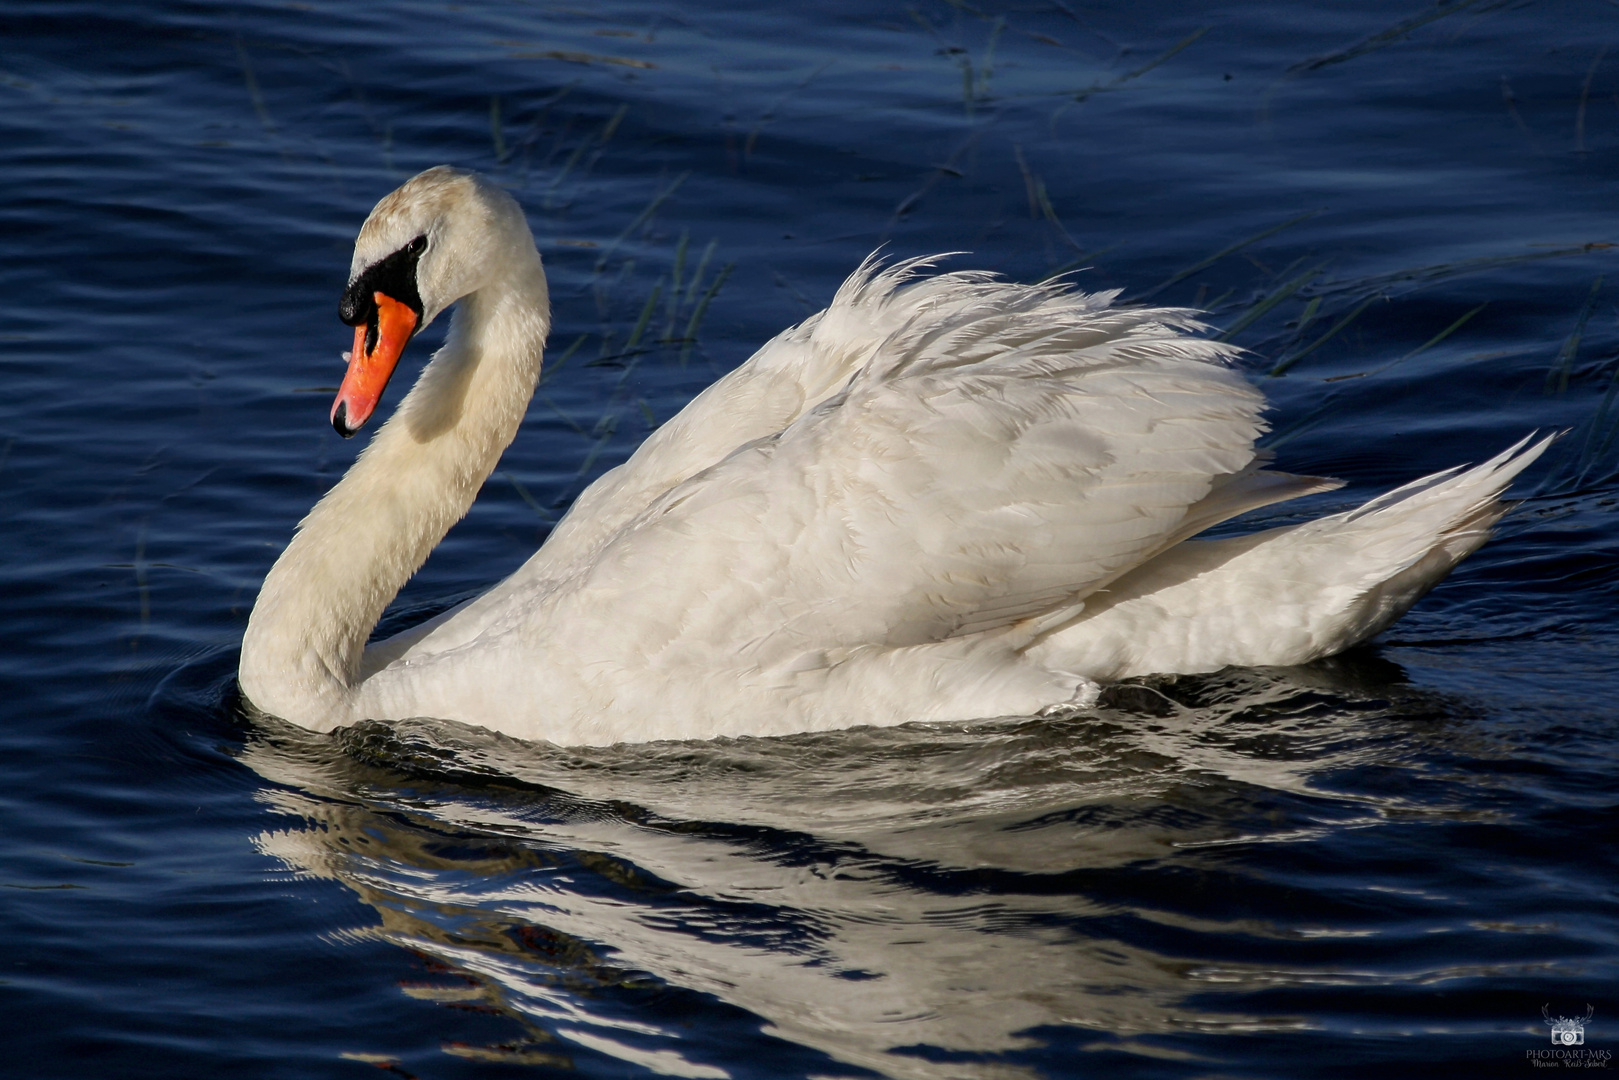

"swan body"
[240,167,1547,745]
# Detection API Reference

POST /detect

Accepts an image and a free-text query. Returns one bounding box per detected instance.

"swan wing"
[544,276,1271,670]
[512,256,959,577]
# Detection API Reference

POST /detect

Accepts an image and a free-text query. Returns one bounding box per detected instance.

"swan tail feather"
[1031,434,1553,680]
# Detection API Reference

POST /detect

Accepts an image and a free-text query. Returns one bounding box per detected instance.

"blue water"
[2,1,1616,1076]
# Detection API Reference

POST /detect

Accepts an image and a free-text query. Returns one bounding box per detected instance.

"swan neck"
[241,256,549,727]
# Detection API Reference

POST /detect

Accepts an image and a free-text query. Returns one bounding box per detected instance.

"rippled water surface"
[3,2,1617,1077]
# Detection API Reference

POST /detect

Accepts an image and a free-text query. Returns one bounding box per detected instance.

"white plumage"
[238,166,1547,745]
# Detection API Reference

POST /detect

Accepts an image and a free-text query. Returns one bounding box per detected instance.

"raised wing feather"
[527,263,1271,673]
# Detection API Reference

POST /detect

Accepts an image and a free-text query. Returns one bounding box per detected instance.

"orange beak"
[331,291,418,437]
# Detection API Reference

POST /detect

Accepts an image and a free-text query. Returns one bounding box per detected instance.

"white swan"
[239,166,1548,745]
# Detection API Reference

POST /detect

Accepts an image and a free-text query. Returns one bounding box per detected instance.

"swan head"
[333,166,536,437]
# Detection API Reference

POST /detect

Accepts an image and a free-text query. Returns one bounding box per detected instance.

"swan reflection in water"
[241,656,1476,1079]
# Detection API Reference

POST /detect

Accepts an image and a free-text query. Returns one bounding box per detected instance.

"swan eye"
[340,236,428,327]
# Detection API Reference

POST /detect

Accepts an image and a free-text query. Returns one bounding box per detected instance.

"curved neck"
[241,255,550,728]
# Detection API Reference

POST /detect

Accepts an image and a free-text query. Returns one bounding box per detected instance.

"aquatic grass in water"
[1135,210,1319,301]
[1547,276,1605,394]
